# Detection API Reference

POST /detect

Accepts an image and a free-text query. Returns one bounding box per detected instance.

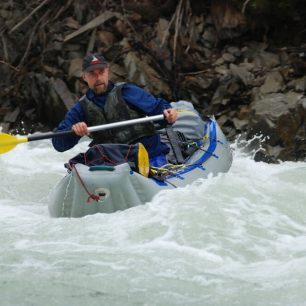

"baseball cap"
[82,53,109,72]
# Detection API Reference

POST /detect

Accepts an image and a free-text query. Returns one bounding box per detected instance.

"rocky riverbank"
[1,0,305,162]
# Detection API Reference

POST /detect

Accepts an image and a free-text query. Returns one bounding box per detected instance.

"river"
[0,138,305,306]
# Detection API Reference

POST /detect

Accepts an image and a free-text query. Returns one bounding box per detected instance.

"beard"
[92,82,107,94]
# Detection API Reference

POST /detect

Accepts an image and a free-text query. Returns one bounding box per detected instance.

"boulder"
[247,92,306,161]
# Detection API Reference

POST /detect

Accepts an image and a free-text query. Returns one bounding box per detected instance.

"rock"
[222,52,235,63]
[213,57,225,66]
[114,19,127,35]
[260,71,284,94]
[109,64,127,83]
[0,105,11,116]
[237,105,251,120]
[254,51,280,69]
[214,65,229,75]
[64,17,80,30]
[202,26,218,46]
[233,117,248,130]
[0,9,11,19]
[68,58,83,78]
[97,31,115,49]
[230,63,254,86]
[52,78,75,110]
[0,122,10,133]
[1,1,306,162]
[247,92,306,161]
[291,59,306,77]
[147,37,172,71]
[227,46,241,57]
[216,114,228,127]
[4,107,20,123]
[211,0,246,40]
[123,51,171,96]
[288,76,306,92]
[156,18,169,43]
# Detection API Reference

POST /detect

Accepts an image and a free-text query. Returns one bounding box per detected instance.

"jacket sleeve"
[52,102,85,152]
[121,84,172,127]
[122,84,171,116]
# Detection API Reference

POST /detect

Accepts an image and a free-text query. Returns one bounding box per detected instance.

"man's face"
[83,67,109,94]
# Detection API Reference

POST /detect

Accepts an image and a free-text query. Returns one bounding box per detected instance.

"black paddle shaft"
[28,130,74,142]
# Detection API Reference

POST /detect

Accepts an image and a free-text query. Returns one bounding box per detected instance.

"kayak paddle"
[0,114,164,154]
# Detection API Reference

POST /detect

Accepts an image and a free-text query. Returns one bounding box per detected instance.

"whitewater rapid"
[0,139,305,306]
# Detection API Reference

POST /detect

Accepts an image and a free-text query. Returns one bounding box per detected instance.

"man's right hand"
[72,122,89,136]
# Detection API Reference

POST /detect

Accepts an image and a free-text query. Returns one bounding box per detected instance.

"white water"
[0,139,306,306]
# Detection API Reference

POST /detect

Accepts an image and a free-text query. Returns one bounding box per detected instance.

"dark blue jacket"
[52,82,171,157]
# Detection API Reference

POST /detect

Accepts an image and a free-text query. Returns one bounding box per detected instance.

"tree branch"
[0,59,19,72]
[9,0,51,34]
[242,0,252,15]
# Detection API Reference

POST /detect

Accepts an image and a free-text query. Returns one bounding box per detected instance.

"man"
[52,52,177,166]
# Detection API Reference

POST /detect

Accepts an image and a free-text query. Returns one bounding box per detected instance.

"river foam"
[0,139,305,305]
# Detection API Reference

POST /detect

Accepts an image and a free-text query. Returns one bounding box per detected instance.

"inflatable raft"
[48,102,232,217]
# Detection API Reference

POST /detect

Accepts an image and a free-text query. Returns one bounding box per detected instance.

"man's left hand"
[164,108,177,124]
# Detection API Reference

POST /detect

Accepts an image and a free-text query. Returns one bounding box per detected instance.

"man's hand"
[72,122,89,136]
[164,108,177,124]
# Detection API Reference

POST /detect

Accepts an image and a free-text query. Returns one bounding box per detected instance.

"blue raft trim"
[173,119,217,175]
[151,178,169,186]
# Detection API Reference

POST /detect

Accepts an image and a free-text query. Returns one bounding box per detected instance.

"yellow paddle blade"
[0,133,28,154]
[137,143,149,177]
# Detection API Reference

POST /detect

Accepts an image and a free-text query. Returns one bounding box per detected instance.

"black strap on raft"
[165,126,185,164]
